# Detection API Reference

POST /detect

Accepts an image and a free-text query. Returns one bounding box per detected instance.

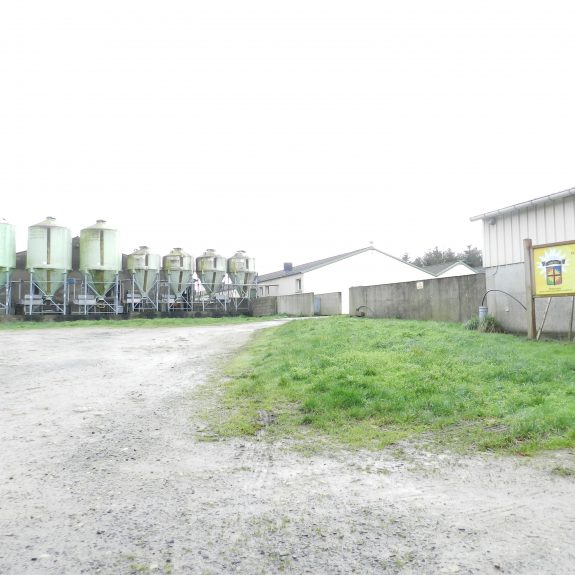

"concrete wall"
[257,250,434,315]
[251,293,315,317]
[315,292,342,316]
[485,263,575,335]
[304,250,434,315]
[277,293,314,317]
[349,274,486,323]
[250,296,278,317]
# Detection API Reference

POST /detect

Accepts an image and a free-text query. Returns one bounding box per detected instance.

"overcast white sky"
[1,1,574,272]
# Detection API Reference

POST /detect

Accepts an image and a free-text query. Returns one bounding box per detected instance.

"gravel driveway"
[1,322,574,574]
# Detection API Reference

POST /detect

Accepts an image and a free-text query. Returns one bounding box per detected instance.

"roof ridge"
[257,245,431,282]
[470,187,575,221]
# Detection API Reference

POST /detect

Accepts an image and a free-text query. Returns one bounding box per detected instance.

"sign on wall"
[533,240,575,297]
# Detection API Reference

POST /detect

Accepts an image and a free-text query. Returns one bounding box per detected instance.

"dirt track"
[1,322,574,574]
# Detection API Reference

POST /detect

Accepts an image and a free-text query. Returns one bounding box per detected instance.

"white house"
[257,246,434,315]
[470,187,575,334]
[423,261,480,278]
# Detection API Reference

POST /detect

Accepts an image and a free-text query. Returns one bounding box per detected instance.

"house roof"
[422,261,478,276]
[257,246,429,282]
[470,187,575,222]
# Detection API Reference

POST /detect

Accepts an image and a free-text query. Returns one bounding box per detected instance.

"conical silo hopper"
[26,217,72,297]
[196,249,226,295]
[227,250,256,296]
[126,246,161,295]
[0,218,16,287]
[80,220,121,297]
[163,248,194,298]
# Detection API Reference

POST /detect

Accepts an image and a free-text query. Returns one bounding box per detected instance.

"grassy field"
[0,315,278,331]
[212,317,575,454]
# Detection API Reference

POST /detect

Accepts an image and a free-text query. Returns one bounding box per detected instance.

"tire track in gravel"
[0,321,288,574]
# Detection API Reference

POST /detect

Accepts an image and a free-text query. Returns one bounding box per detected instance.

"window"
[296,278,302,292]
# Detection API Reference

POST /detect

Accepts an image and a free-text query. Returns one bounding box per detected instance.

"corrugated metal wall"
[483,195,575,267]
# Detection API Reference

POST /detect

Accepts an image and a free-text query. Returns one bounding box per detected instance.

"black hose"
[355,305,374,317]
[481,290,527,310]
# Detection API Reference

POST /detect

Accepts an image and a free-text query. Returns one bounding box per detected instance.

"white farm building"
[256,246,434,315]
[422,261,479,279]
[471,187,575,335]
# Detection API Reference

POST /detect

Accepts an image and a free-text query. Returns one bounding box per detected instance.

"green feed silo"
[26,217,72,297]
[163,248,194,298]
[196,249,227,295]
[227,250,256,296]
[79,220,121,297]
[126,246,161,296]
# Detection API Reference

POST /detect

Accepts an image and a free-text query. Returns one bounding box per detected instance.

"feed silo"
[79,220,121,298]
[196,249,226,295]
[126,246,161,306]
[162,248,194,299]
[227,250,256,296]
[26,217,72,299]
[0,218,16,314]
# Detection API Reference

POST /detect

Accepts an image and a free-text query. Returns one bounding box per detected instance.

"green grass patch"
[0,315,280,331]
[212,317,575,454]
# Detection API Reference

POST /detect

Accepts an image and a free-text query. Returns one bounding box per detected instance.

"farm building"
[256,246,434,315]
[471,187,575,335]
[422,261,480,278]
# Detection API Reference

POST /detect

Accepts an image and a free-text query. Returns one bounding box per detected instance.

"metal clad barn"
[471,188,575,335]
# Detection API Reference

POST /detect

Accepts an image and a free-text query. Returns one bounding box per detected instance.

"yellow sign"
[533,241,575,296]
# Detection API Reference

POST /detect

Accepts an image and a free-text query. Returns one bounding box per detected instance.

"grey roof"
[257,246,429,282]
[423,262,458,276]
[422,261,478,276]
[470,187,575,221]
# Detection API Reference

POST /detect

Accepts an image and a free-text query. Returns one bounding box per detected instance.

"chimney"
[283,262,293,272]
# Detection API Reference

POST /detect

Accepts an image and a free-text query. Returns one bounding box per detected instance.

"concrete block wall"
[277,293,314,317]
[250,296,278,317]
[350,274,486,324]
[315,292,342,315]
[250,293,315,317]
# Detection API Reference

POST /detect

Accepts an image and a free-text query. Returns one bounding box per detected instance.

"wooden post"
[569,296,574,342]
[523,239,536,340]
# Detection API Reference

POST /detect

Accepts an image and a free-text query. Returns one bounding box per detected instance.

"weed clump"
[465,317,480,330]
[465,315,504,333]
